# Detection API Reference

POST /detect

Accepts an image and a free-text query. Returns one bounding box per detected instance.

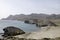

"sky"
[0,0,60,19]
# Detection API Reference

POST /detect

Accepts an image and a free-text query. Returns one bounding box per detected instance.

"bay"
[0,20,40,33]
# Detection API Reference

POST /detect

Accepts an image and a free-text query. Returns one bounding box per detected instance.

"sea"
[0,20,40,33]
[0,20,40,38]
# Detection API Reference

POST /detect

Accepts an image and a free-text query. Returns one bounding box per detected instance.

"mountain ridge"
[2,13,60,21]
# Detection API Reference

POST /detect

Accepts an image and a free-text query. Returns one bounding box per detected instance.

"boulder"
[24,20,29,23]
[3,26,25,37]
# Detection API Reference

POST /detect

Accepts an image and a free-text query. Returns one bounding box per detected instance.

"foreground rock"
[0,36,60,40]
[0,26,60,40]
[3,26,25,37]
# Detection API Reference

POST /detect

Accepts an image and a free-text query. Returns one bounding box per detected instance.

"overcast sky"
[0,0,60,19]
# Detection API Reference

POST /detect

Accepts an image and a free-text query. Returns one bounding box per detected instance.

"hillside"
[2,13,60,21]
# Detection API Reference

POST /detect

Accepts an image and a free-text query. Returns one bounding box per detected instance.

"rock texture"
[0,36,60,40]
[3,26,25,37]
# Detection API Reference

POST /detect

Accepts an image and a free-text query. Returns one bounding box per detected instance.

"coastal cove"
[0,20,60,40]
[0,20,40,33]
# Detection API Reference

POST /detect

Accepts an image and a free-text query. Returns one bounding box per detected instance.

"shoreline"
[0,26,60,40]
[14,26,60,39]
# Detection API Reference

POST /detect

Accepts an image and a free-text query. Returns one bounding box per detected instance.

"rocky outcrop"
[0,36,60,40]
[2,26,25,37]
[24,20,30,23]
[36,21,58,27]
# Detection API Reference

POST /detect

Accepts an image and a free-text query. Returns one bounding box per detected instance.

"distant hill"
[1,13,60,21]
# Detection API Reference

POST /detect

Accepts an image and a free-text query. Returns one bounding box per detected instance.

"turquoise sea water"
[0,20,40,33]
